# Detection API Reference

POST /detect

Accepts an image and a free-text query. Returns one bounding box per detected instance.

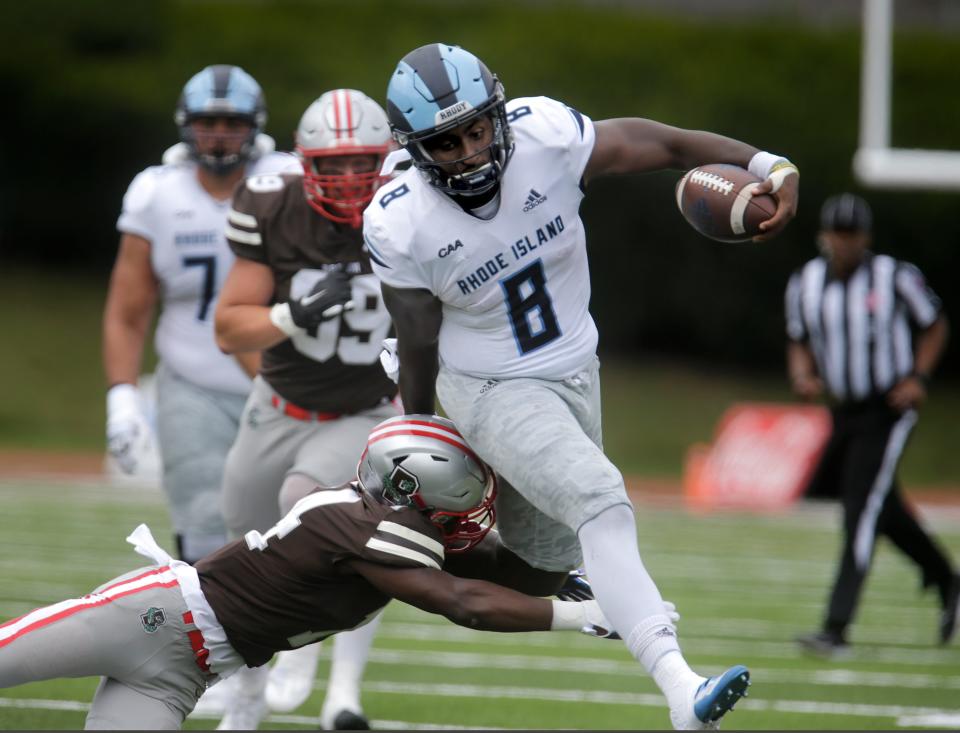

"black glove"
[556,569,595,602]
[288,270,354,329]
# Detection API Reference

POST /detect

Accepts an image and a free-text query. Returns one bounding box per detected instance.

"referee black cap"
[820,193,872,233]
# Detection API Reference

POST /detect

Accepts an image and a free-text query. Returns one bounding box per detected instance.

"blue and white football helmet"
[386,43,514,196]
[174,65,267,174]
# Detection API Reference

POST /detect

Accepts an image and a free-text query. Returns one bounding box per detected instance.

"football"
[675,164,777,243]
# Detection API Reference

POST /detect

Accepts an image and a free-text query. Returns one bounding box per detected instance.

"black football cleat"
[939,574,960,645]
[329,710,370,731]
[796,630,850,659]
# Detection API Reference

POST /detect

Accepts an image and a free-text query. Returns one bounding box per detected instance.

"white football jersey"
[364,96,598,380]
[117,152,301,394]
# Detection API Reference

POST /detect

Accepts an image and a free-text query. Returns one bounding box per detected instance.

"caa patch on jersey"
[675,164,776,243]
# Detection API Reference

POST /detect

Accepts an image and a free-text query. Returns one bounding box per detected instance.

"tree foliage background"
[2,0,958,372]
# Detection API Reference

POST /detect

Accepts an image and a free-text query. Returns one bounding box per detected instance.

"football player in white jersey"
[102,64,299,714]
[364,43,800,730]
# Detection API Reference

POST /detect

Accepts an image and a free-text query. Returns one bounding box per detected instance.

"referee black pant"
[805,398,955,635]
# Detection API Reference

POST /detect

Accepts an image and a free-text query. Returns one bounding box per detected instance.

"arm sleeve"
[116,168,158,241]
[357,509,445,570]
[224,181,269,264]
[895,261,941,328]
[785,270,807,342]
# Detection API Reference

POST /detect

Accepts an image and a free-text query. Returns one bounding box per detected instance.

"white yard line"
[376,621,960,666]
[356,647,960,690]
[0,698,499,730]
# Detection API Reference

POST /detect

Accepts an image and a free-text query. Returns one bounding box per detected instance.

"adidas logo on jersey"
[523,188,547,212]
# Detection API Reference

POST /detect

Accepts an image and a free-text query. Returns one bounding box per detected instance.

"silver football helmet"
[358,415,497,553]
[295,89,393,228]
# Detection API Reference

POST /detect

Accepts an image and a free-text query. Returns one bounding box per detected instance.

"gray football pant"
[221,376,399,537]
[0,567,211,729]
[156,364,247,560]
[436,357,631,572]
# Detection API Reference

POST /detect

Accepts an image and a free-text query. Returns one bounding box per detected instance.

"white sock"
[578,504,700,704]
[322,611,383,716]
[233,664,269,698]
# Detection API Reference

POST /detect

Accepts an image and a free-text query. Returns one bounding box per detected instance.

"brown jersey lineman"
[0,416,616,730]
[225,172,396,413]
[212,90,406,729]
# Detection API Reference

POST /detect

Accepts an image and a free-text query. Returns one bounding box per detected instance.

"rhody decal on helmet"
[386,44,514,197]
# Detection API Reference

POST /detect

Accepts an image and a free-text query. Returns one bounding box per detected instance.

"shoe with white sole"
[265,645,322,712]
[670,665,751,730]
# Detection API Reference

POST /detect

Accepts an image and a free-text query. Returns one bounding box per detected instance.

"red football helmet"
[296,89,393,228]
[358,415,497,553]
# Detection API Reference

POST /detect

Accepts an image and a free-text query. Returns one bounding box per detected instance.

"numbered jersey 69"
[226,172,397,413]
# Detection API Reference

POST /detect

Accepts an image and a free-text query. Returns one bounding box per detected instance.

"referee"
[785,193,959,654]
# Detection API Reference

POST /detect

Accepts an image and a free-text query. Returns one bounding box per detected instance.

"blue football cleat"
[692,665,751,726]
[671,665,751,729]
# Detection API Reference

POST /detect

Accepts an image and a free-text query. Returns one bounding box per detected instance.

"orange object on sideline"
[683,403,831,512]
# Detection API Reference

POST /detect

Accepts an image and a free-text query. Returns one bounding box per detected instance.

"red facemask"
[299,147,390,228]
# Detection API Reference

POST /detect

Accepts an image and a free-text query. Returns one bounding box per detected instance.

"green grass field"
[2,266,960,487]
[2,478,958,730]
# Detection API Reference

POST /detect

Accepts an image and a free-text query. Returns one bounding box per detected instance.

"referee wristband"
[911,370,931,388]
[268,302,303,337]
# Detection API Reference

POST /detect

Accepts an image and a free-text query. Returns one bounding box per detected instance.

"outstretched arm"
[380,283,443,414]
[346,559,610,635]
[585,118,798,240]
[442,529,568,596]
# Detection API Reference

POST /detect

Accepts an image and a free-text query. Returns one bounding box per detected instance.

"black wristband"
[911,371,931,388]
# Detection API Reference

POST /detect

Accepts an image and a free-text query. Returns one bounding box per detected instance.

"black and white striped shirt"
[785,253,941,402]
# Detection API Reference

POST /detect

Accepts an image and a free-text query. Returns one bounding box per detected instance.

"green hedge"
[2,0,958,372]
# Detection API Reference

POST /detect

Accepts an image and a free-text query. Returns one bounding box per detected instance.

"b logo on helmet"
[383,465,421,506]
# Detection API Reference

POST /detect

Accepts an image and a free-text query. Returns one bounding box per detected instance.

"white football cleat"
[265,645,322,712]
[669,665,750,730]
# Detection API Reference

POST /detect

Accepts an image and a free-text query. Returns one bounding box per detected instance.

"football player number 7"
[501,259,561,354]
[182,255,216,321]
